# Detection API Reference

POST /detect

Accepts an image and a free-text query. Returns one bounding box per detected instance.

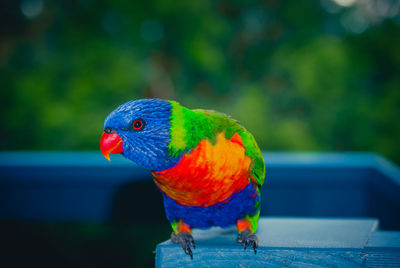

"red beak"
[100,132,124,161]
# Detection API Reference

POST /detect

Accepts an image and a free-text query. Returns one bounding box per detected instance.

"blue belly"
[161,182,260,229]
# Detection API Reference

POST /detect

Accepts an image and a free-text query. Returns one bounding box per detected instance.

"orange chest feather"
[152,132,252,207]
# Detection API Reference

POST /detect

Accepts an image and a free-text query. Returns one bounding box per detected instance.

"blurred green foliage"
[1,0,400,163]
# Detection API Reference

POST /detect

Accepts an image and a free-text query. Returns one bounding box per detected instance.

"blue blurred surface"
[1,152,400,266]
[1,152,400,230]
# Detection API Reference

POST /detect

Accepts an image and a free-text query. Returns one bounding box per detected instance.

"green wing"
[236,128,265,187]
[168,102,265,186]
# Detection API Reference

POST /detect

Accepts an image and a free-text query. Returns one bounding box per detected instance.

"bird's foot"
[171,231,196,259]
[237,229,259,254]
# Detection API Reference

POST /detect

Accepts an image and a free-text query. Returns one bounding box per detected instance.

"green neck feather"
[168,101,241,157]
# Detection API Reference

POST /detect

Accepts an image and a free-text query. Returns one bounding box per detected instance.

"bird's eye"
[132,119,145,130]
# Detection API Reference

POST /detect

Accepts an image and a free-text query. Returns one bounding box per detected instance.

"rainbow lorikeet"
[100,99,265,258]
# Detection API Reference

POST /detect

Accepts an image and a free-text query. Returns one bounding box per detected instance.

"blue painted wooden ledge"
[156,217,400,267]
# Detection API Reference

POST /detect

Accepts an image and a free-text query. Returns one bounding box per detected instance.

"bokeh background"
[1,0,400,163]
[1,0,400,267]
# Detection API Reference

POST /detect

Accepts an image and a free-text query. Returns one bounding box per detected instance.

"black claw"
[237,229,259,255]
[189,236,196,249]
[171,231,195,259]
[185,245,193,259]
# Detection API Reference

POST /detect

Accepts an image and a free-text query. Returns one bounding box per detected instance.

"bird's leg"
[170,220,195,259]
[236,218,259,254]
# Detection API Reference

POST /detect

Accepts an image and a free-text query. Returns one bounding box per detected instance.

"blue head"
[100,99,180,171]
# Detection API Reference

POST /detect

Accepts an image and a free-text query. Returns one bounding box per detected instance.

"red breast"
[152,132,252,207]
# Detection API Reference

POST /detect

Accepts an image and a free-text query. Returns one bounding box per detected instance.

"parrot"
[100,99,265,258]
